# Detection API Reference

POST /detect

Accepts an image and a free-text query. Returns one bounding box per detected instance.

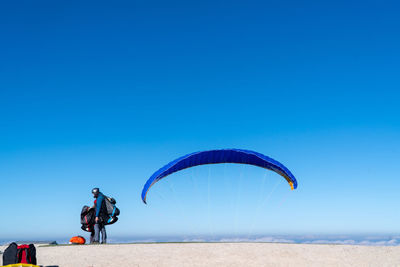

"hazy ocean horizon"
[2,235,399,246]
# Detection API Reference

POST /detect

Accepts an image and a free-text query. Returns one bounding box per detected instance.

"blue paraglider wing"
[141,149,297,203]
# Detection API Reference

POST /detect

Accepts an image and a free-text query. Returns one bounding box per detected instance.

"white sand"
[1,242,399,267]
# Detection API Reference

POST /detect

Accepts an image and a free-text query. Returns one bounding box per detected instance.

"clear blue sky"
[0,0,399,241]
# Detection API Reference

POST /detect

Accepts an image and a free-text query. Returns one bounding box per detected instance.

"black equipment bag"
[3,242,18,265]
[3,242,37,265]
[101,196,120,225]
[81,205,95,232]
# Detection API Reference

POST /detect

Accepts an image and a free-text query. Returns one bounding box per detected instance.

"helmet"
[92,188,100,196]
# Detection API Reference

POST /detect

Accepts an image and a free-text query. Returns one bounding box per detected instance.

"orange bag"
[69,236,86,245]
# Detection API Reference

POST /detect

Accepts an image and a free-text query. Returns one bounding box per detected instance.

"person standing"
[91,188,107,244]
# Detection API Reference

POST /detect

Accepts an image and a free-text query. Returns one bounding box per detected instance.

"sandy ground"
[1,242,400,267]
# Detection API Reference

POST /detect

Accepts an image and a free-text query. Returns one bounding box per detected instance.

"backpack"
[80,205,95,232]
[101,196,120,225]
[2,242,37,265]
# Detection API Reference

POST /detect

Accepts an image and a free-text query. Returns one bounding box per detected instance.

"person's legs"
[90,230,95,244]
[93,223,100,243]
[100,224,107,244]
